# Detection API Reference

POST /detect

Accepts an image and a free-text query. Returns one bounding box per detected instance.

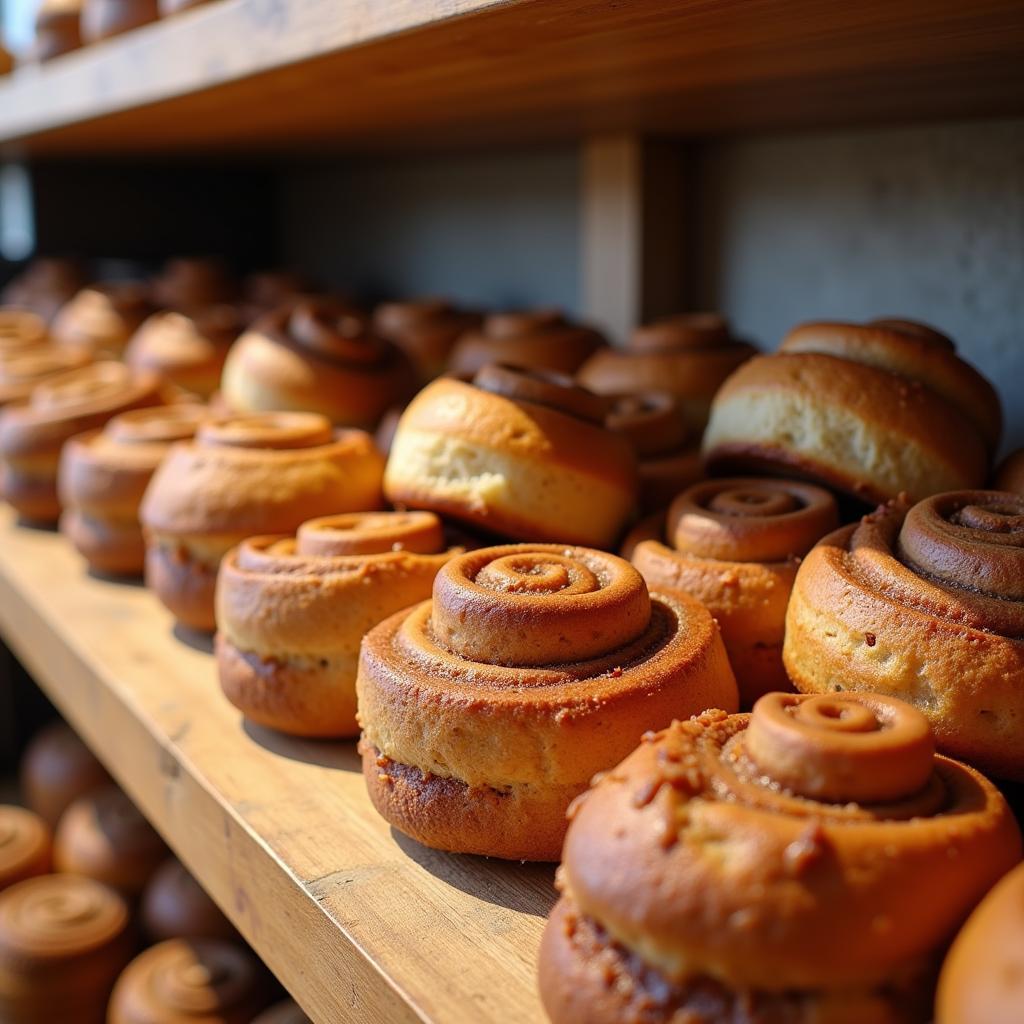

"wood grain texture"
[0,506,555,1024]
[1,0,1024,154]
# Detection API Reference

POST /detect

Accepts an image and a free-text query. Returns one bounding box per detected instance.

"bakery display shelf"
[2,0,1024,155]
[0,505,554,1024]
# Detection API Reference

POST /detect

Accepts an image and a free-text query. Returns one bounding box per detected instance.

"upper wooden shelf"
[2,0,1024,155]
[0,505,554,1024]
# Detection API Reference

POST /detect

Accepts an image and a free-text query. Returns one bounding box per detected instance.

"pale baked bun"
[1,259,83,313]
[358,544,738,860]
[0,807,51,891]
[0,346,92,406]
[51,282,152,356]
[785,489,1024,780]
[540,693,1022,1024]
[216,510,460,737]
[140,412,384,631]
[703,318,997,503]
[384,364,637,547]
[374,298,482,381]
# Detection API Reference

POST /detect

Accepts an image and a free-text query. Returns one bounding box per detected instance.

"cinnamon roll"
[140,412,384,631]
[152,258,237,314]
[357,543,738,860]
[0,362,169,523]
[447,310,604,377]
[704,318,998,502]
[125,307,241,398]
[51,283,153,356]
[626,478,838,705]
[578,312,756,431]
[994,448,1024,495]
[240,271,308,324]
[141,859,234,943]
[0,807,51,891]
[539,693,1022,1024]
[0,346,92,406]
[384,364,637,547]
[373,298,482,381]
[108,939,272,1024]
[1,259,82,314]
[217,510,460,737]
[0,310,49,358]
[0,874,134,1024]
[785,489,1024,780]
[59,404,208,576]
[221,299,415,428]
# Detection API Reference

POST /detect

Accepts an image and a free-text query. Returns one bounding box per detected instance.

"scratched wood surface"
[0,505,555,1024]
[2,0,1024,154]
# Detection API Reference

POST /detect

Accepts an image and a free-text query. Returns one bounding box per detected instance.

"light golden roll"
[125,308,241,398]
[447,310,604,377]
[936,861,1024,1024]
[53,785,167,898]
[539,693,1022,1024]
[1,259,83,316]
[216,510,460,737]
[19,721,111,828]
[0,310,49,359]
[0,362,169,523]
[577,312,756,431]
[252,1000,311,1024]
[141,859,235,943]
[994,447,1024,495]
[605,391,703,512]
[0,808,51,891]
[108,939,272,1024]
[59,404,208,576]
[703,318,998,503]
[373,298,481,381]
[220,298,415,429]
[358,543,738,860]
[140,412,384,631]
[384,365,637,547]
[626,478,838,705]
[785,489,1024,779]
[152,259,236,314]
[0,346,92,406]
[0,874,134,1024]
[51,283,152,356]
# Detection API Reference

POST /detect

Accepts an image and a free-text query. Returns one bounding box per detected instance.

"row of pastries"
[1,255,1022,1023]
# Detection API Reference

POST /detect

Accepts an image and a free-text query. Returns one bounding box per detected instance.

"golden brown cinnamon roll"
[108,939,272,1024]
[0,346,92,406]
[785,489,1024,779]
[626,478,838,705]
[373,298,482,381]
[51,283,153,356]
[221,299,415,428]
[0,874,134,1024]
[59,404,208,576]
[0,807,51,891]
[216,510,460,737]
[141,859,235,943]
[0,310,49,359]
[152,258,237,314]
[578,312,756,431]
[358,543,738,860]
[385,364,636,547]
[994,448,1024,495]
[0,362,169,523]
[704,318,998,502]
[447,310,604,377]
[1,259,83,314]
[539,693,1022,1024]
[141,412,384,631]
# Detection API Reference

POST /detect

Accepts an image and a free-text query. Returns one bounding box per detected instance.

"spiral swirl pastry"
[0,874,134,1023]
[447,309,605,377]
[373,298,482,381]
[51,283,153,356]
[357,543,737,860]
[252,1000,312,1024]
[152,259,237,314]
[0,310,49,359]
[216,510,461,737]
[1,258,83,316]
[577,313,756,432]
[785,488,1024,780]
[0,346,92,406]
[625,478,838,705]
[0,361,169,523]
[385,364,637,547]
[539,693,1022,1024]
[108,939,272,1024]
[221,298,416,429]
[0,807,51,892]
[937,861,1024,1024]
[141,412,384,631]
[141,859,235,944]
[59,404,208,576]
[605,391,702,512]
[53,784,167,897]
[704,318,999,503]
[994,447,1024,495]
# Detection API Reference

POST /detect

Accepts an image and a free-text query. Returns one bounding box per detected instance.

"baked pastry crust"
[0,807,51,892]
[373,298,481,381]
[994,447,1024,495]
[0,346,91,406]
[51,283,152,356]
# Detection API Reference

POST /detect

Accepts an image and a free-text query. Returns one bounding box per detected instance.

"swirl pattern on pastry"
[373,298,482,381]
[51,283,152,356]
[357,543,738,860]
[0,346,92,406]
[539,694,1022,1024]
[141,859,235,944]
[0,310,49,358]
[785,489,1024,779]
[0,807,51,891]
[626,478,838,704]
[216,510,460,737]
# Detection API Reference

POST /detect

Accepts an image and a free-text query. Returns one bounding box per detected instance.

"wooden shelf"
[0,506,553,1024]
[2,0,1024,155]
